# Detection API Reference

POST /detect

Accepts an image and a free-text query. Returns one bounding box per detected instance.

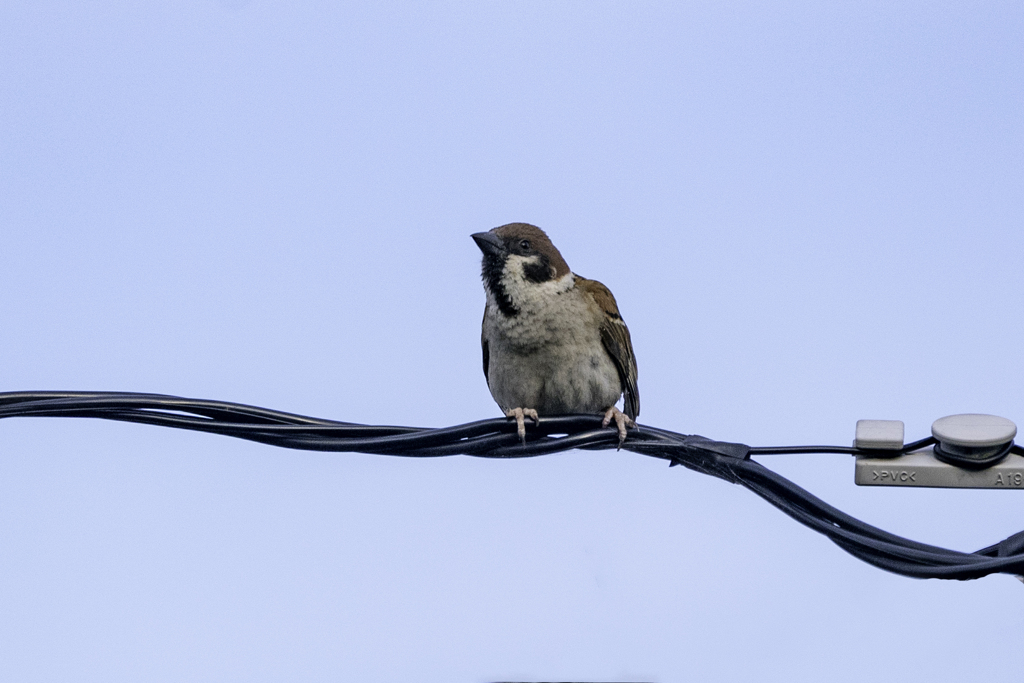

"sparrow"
[471,222,639,445]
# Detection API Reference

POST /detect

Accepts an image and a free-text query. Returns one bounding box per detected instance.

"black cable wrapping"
[1,390,1021,581]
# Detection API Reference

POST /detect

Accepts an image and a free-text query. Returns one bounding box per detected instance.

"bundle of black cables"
[2,390,1022,581]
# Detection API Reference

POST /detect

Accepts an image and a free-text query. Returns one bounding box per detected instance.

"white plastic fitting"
[854,419,904,450]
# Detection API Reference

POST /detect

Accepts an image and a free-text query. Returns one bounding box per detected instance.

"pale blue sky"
[2,2,1023,681]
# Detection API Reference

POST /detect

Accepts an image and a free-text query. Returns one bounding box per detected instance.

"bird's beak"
[471,231,504,256]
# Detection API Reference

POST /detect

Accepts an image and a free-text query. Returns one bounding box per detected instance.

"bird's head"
[471,223,572,315]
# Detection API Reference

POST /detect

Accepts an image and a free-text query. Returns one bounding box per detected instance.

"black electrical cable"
[1,390,1021,581]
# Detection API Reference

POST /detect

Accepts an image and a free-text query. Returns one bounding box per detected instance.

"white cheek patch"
[499,255,575,309]
[501,254,542,286]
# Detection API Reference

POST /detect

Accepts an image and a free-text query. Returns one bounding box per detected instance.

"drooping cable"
[1,390,1021,580]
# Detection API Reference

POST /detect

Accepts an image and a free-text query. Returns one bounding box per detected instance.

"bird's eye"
[519,239,531,251]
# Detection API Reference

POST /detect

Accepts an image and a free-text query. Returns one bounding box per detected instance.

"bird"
[471,222,639,445]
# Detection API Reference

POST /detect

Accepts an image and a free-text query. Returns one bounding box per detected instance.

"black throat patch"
[481,254,519,317]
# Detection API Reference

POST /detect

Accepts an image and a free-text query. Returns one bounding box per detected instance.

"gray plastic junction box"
[854,415,1023,489]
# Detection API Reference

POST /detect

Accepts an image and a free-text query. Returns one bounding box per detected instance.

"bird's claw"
[602,406,636,449]
[505,407,540,444]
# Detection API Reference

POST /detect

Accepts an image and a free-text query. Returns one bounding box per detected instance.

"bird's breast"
[482,291,622,415]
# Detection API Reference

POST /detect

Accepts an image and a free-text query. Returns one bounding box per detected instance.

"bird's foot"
[602,406,636,448]
[505,407,540,444]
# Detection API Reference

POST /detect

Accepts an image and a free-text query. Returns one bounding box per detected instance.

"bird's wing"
[577,276,640,420]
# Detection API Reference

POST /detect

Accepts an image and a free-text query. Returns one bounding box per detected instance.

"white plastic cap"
[854,420,905,450]
[932,414,1017,448]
